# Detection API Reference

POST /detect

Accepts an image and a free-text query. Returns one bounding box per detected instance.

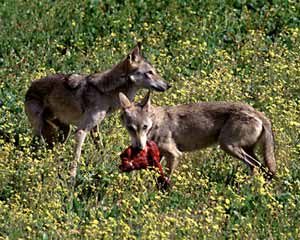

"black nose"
[132,146,143,154]
[136,145,144,150]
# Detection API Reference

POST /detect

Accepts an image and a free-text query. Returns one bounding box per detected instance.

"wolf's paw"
[119,161,134,172]
[157,176,171,191]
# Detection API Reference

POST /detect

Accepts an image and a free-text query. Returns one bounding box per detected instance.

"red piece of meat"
[119,141,164,177]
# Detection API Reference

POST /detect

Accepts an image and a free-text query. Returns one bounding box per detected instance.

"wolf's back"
[25,73,68,102]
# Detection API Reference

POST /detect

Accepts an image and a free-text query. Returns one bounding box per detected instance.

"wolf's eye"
[142,125,148,130]
[148,70,153,75]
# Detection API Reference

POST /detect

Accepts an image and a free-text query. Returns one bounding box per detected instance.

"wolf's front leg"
[165,155,180,179]
[70,110,107,179]
[161,143,182,180]
[157,150,181,190]
[70,129,87,178]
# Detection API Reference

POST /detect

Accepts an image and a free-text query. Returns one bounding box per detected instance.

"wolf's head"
[125,43,171,92]
[119,91,153,150]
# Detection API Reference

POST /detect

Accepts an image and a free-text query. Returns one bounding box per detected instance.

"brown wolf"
[24,43,170,177]
[119,92,276,182]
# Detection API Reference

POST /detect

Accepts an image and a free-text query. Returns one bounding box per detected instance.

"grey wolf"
[24,43,170,177]
[119,92,276,182]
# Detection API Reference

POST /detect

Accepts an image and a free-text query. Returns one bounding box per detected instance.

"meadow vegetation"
[0,0,300,239]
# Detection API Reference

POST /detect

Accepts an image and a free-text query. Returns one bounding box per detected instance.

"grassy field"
[0,0,300,239]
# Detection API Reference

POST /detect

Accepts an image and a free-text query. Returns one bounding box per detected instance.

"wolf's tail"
[25,74,65,135]
[260,116,276,176]
[25,91,45,137]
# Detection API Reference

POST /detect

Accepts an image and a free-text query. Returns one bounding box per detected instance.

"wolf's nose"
[136,145,144,151]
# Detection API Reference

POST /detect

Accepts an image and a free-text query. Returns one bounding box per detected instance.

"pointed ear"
[127,42,142,63]
[119,92,132,109]
[140,90,151,110]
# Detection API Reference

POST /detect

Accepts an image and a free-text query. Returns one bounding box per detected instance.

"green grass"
[1,0,300,239]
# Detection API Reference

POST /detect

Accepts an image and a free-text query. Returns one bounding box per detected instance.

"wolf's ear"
[119,92,132,109]
[127,42,142,63]
[140,90,151,111]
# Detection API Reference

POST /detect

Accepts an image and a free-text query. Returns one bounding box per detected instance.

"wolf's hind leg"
[90,125,101,148]
[41,120,59,147]
[50,119,71,143]
[219,143,262,175]
[218,115,263,174]
[41,119,70,147]
[59,122,71,143]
